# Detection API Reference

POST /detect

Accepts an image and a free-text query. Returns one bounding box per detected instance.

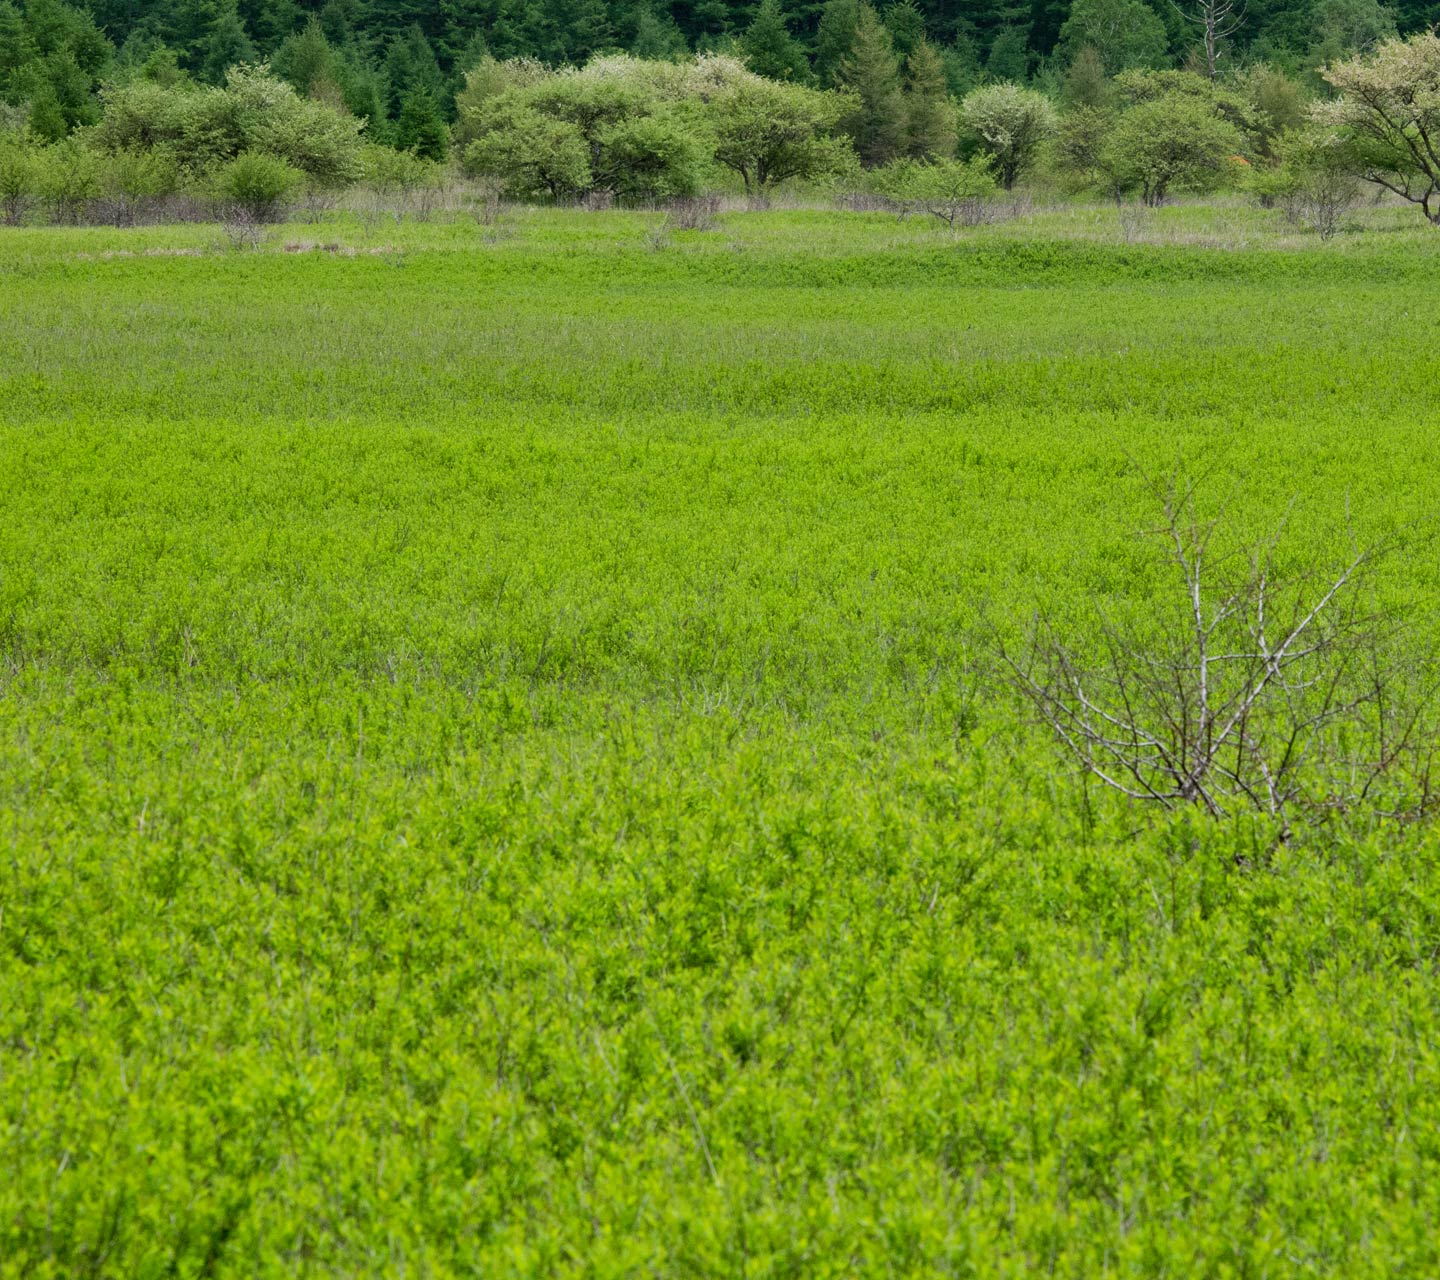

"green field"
[4,206,1440,1276]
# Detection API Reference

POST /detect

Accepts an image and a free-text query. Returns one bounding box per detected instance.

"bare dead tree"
[1173,0,1246,79]
[999,478,1438,841]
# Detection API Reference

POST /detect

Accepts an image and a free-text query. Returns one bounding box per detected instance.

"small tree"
[463,103,591,199]
[1252,128,1361,239]
[214,150,301,220]
[959,83,1056,189]
[0,134,40,224]
[102,146,178,224]
[1000,479,1439,842]
[36,138,101,222]
[1316,32,1440,226]
[708,78,856,194]
[597,112,707,200]
[395,90,449,161]
[1101,93,1244,203]
[875,153,996,224]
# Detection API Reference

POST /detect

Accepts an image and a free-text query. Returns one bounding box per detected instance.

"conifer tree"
[903,37,955,158]
[813,0,860,85]
[395,88,449,159]
[200,2,256,84]
[835,2,905,164]
[742,0,813,81]
[882,0,925,57]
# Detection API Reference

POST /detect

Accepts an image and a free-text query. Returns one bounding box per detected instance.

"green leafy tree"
[958,82,1055,187]
[214,147,300,217]
[464,102,591,197]
[1101,91,1244,201]
[0,132,41,222]
[1316,30,1440,224]
[92,62,365,185]
[708,75,856,192]
[1057,0,1171,73]
[598,110,707,197]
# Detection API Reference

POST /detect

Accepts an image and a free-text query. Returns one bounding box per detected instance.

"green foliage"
[394,90,450,161]
[463,59,715,201]
[834,2,905,165]
[708,74,857,191]
[872,151,995,220]
[1317,31,1440,224]
[599,110,707,197]
[464,101,593,197]
[35,133,100,216]
[101,143,179,218]
[212,147,301,216]
[0,0,110,139]
[740,0,812,83]
[0,131,41,221]
[1102,90,1245,201]
[959,81,1056,187]
[91,63,365,185]
[361,141,442,193]
[813,0,860,85]
[3,212,1440,1274]
[902,38,956,159]
[1057,0,1171,73]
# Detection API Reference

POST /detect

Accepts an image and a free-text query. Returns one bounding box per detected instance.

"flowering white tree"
[1316,32,1440,225]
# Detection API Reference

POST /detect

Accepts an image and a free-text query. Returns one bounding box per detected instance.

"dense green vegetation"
[4,207,1440,1273]
[7,0,1440,239]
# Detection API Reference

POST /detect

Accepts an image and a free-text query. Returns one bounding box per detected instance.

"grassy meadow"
[4,203,1440,1276]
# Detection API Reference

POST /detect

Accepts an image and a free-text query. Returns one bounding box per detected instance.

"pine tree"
[383,24,445,119]
[238,0,299,51]
[985,25,1031,79]
[813,0,859,85]
[742,0,813,81]
[272,17,332,94]
[395,89,449,159]
[903,37,955,158]
[559,0,615,63]
[835,2,905,164]
[882,0,925,57]
[200,2,256,84]
[630,2,688,57]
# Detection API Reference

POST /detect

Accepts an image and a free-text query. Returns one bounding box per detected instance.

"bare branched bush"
[999,479,1439,840]
[465,178,503,226]
[664,195,722,230]
[217,206,266,251]
[1293,169,1361,241]
[1117,202,1155,244]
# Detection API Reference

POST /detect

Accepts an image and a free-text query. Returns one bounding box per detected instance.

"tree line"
[1,0,1433,148]
[1,0,1438,234]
